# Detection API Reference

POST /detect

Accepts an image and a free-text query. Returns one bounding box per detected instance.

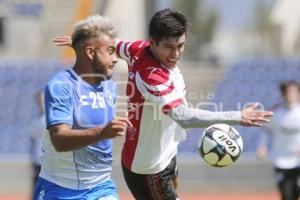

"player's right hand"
[101,117,132,139]
[53,36,72,46]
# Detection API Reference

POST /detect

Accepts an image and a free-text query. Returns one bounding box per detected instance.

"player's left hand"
[116,112,132,134]
[53,36,72,46]
[240,103,274,127]
[101,116,132,139]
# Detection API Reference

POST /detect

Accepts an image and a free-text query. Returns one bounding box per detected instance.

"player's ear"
[149,37,155,46]
[85,46,94,60]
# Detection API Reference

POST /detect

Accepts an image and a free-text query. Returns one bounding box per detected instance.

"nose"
[171,49,180,59]
[112,53,118,64]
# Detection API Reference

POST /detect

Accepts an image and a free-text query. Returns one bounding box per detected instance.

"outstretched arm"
[168,103,273,129]
[52,36,147,64]
[53,36,72,47]
[53,36,123,59]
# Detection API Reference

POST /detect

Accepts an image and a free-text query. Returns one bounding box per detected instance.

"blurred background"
[1,0,300,199]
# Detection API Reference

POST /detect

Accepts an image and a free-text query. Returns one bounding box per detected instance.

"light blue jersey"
[34,68,117,199]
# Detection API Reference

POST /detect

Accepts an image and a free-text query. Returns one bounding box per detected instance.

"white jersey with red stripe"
[117,40,187,174]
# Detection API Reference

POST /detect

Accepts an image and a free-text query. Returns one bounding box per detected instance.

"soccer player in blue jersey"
[33,15,131,200]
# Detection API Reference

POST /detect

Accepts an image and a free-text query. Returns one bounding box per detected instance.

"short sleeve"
[116,40,149,64]
[135,67,184,114]
[44,79,73,128]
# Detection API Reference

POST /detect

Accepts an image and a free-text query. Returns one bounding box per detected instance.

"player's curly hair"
[149,8,187,44]
[71,15,118,48]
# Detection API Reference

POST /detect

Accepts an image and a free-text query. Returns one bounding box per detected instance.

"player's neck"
[73,62,102,85]
[148,46,164,67]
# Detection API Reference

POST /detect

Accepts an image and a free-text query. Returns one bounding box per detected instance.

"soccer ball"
[198,124,243,167]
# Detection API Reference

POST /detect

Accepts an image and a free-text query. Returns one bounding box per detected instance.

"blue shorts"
[33,177,119,200]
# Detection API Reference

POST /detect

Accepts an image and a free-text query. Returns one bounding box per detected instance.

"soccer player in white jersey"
[257,81,300,200]
[116,9,273,200]
[54,9,273,200]
[33,16,131,200]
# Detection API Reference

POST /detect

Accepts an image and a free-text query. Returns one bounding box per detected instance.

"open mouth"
[167,60,177,66]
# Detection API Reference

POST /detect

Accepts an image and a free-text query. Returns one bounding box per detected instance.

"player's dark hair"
[149,8,187,44]
[280,80,300,95]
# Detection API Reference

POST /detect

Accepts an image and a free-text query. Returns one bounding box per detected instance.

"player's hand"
[240,103,273,127]
[101,116,132,139]
[53,36,72,46]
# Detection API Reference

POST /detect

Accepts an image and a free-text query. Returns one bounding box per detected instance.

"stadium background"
[0,0,299,199]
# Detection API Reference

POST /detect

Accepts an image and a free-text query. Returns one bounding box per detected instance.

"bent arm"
[168,104,241,129]
[49,124,104,152]
[48,116,130,152]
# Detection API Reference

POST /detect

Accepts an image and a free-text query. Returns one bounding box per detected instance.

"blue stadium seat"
[0,60,64,154]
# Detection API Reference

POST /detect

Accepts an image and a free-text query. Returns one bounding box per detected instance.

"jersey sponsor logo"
[128,103,140,112]
[128,126,137,141]
[129,72,135,80]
